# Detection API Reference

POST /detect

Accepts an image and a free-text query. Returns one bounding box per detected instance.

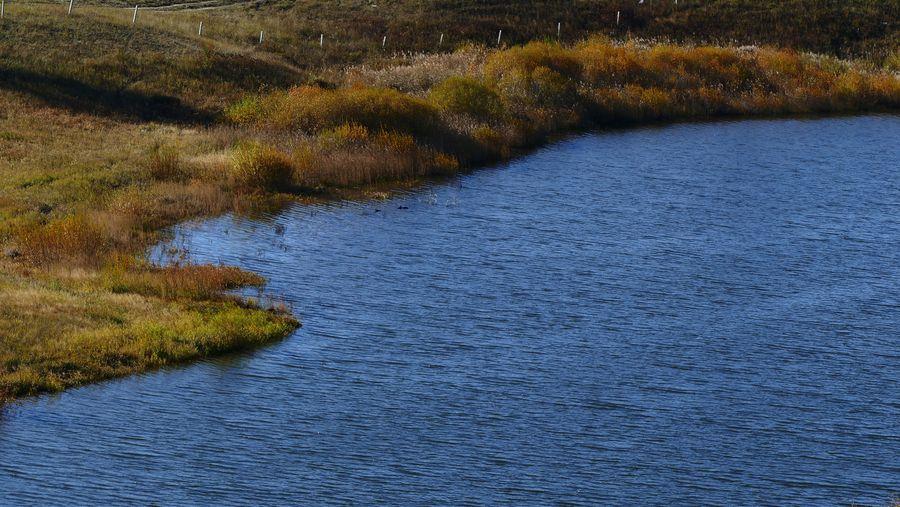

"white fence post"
[132,5,138,24]
[616,11,620,26]
[320,33,323,47]
[259,30,264,43]
[1,0,5,19]
[382,35,386,48]
[497,29,502,46]
[67,0,74,15]
[439,33,444,46]
[198,21,203,36]
[557,21,561,40]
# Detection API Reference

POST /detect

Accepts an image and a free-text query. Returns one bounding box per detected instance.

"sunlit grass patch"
[0,293,297,400]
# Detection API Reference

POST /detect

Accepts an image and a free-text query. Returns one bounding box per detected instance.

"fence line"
[0,0,668,53]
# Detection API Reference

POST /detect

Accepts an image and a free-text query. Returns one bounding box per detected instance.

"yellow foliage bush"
[428,76,504,119]
[318,123,372,149]
[227,85,442,138]
[230,142,294,192]
[484,42,582,83]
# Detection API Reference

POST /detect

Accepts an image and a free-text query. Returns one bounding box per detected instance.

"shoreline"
[4,111,898,406]
[2,38,899,402]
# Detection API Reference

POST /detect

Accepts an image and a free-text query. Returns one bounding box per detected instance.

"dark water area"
[2,116,899,505]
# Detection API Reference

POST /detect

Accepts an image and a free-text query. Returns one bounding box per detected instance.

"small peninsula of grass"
[1,0,898,402]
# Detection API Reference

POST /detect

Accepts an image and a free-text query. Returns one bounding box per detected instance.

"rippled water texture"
[2,116,899,505]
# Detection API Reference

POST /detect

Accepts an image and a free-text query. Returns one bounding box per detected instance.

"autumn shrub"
[230,142,294,192]
[886,51,900,72]
[577,40,643,87]
[484,42,582,83]
[428,76,504,120]
[223,95,267,126]
[317,123,372,150]
[227,85,443,139]
[486,44,582,111]
[471,126,511,159]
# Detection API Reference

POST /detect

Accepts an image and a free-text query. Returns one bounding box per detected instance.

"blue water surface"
[1,116,899,505]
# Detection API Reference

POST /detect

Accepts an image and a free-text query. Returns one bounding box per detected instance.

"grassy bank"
[0,88,299,402]
[1,1,898,402]
[222,40,900,190]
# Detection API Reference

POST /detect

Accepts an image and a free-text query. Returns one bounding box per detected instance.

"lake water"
[2,116,899,505]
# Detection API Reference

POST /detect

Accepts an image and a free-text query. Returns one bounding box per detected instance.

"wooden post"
[198,21,203,36]
[259,30,264,43]
[497,29,502,46]
[382,35,386,48]
[319,33,324,47]
[557,21,561,40]
[616,11,620,26]
[1,0,5,19]
[439,33,444,46]
[132,5,138,24]
[67,0,74,15]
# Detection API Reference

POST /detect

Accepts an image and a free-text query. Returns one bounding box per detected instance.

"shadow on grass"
[0,66,214,124]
